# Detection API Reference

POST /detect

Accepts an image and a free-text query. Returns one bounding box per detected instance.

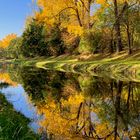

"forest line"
[0,0,139,60]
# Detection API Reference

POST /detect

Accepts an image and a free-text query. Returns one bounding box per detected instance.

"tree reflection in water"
[1,65,139,140]
[20,68,139,140]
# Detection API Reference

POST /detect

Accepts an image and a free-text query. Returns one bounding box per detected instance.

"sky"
[0,0,36,40]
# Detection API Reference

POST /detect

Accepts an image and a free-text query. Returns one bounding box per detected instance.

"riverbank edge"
[2,51,140,82]
[35,52,140,82]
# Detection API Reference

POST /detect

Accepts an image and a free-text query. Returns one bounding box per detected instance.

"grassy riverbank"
[0,94,40,140]
[35,51,140,82]
[1,50,140,82]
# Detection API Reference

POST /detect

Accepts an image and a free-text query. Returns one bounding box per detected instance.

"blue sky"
[0,0,36,39]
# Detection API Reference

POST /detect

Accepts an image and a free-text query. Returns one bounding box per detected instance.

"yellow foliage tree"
[35,0,99,35]
[0,34,17,49]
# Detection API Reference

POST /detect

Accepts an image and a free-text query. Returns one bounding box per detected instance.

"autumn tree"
[35,0,105,53]
[0,34,17,49]
[122,0,140,54]
[35,0,125,54]
[36,0,96,29]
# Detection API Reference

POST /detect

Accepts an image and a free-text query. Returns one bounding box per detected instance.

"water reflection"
[0,86,40,139]
[0,65,140,139]
[36,76,140,139]
[0,85,41,133]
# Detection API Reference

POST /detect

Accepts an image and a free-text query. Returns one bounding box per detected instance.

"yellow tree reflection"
[0,73,17,86]
[37,93,116,139]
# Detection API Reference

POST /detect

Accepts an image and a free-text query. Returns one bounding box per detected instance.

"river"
[0,64,139,140]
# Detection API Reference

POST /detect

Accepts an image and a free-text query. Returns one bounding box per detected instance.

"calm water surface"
[0,64,140,140]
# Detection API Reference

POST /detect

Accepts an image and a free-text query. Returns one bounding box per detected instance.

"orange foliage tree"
[0,34,17,49]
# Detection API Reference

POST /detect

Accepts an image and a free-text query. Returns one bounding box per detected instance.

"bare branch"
[79,0,90,12]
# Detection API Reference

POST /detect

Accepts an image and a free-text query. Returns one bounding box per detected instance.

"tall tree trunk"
[126,21,132,54]
[113,0,123,53]
[110,31,114,53]
[131,28,134,51]
[125,2,132,55]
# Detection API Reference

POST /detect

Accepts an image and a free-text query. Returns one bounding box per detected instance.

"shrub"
[78,31,101,54]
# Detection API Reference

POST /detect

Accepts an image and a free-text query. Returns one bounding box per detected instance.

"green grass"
[0,94,40,140]
[35,52,140,82]
[1,51,140,82]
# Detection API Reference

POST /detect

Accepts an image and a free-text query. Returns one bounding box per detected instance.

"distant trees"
[0,34,18,59]
[5,37,22,59]
[0,34,17,49]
